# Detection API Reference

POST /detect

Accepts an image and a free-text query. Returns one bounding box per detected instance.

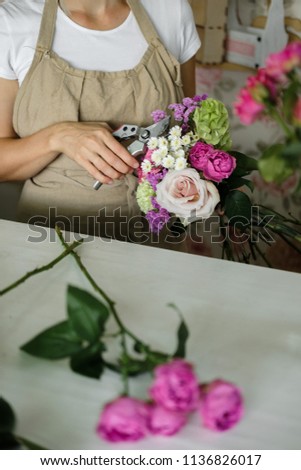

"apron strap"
[36,0,58,53]
[127,0,159,44]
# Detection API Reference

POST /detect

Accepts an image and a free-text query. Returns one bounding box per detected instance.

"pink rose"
[265,41,301,81]
[189,142,236,182]
[246,68,278,101]
[199,379,244,432]
[234,88,265,125]
[189,142,214,168]
[149,359,200,412]
[147,404,187,436]
[96,396,149,442]
[155,168,220,222]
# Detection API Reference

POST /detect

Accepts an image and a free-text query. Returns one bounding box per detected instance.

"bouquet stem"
[0,238,83,297]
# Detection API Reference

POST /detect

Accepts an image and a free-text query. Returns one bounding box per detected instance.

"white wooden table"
[1,219,301,450]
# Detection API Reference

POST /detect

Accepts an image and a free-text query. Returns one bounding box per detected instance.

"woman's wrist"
[47,122,67,154]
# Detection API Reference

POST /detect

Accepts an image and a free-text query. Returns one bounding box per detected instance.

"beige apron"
[13,0,184,239]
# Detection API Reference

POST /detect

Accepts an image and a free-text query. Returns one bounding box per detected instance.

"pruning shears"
[93,116,170,190]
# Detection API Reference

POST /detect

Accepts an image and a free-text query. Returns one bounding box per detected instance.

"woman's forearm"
[0,125,60,181]
[0,120,140,184]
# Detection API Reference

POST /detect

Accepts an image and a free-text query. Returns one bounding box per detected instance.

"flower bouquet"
[135,84,301,267]
[136,95,257,234]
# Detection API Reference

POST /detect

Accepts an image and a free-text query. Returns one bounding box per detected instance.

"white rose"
[156,168,220,223]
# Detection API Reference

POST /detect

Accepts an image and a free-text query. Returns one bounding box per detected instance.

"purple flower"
[182,97,195,108]
[183,105,196,123]
[147,404,187,436]
[149,359,200,412]
[181,123,190,133]
[151,109,167,123]
[193,94,208,103]
[146,202,170,233]
[199,380,244,432]
[168,103,186,121]
[150,197,162,210]
[146,171,166,190]
[96,397,149,442]
[189,142,236,182]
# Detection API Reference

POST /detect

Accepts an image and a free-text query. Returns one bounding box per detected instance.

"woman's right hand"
[50,121,140,185]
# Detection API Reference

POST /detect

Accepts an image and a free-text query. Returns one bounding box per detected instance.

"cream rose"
[155,168,220,223]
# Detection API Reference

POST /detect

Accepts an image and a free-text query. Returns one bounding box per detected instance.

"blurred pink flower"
[199,379,244,432]
[246,68,278,102]
[96,396,149,442]
[234,88,265,125]
[265,41,301,81]
[189,142,236,182]
[149,359,200,412]
[147,404,187,436]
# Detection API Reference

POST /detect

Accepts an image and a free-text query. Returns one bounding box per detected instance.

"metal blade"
[137,116,171,143]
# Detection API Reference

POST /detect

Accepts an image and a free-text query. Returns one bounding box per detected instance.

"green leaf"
[67,285,110,343]
[70,343,105,379]
[133,341,149,354]
[225,190,252,227]
[17,437,47,450]
[226,176,254,192]
[20,321,82,359]
[167,303,189,359]
[268,222,301,242]
[119,356,152,377]
[147,350,170,366]
[296,127,301,140]
[230,151,258,176]
[0,433,21,450]
[281,142,301,160]
[283,81,299,123]
[258,144,296,185]
[0,398,15,434]
[174,320,189,359]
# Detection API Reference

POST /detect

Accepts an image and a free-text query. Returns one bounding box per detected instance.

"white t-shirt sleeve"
[0,8,17,80]
[178,0,201,64]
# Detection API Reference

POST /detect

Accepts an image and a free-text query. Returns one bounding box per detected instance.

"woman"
[0,0,200,240]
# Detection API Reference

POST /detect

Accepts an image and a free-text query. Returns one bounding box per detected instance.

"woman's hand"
[50,121,140,185]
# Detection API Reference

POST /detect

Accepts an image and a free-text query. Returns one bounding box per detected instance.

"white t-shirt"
[0,0,201,85]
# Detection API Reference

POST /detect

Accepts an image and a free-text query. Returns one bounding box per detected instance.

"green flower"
[193,98,230,146]
[136,180,155,213]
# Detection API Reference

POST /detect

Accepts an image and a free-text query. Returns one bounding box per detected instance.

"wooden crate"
[196,26,226,64]
[190,0,228,28]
